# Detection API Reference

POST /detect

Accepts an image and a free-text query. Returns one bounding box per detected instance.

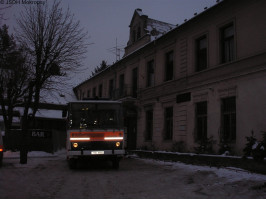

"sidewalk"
[129,150,266,175]
[3,149,66,159]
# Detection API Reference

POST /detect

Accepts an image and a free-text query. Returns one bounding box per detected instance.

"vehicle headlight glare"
[73,143,78,148]
[116,142,120,147]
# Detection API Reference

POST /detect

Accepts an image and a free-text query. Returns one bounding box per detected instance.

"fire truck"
[66,100,125,169]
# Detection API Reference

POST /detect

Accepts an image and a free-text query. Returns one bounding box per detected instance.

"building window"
[221,23,235,63]
[132,68,138,98]
[109,79,114,99]
[137,26,141,39]
[147,59,154,87]
[145,109,153,141]
[119,74,125,97]
[165,51,174,81]
[221,96,236,142]
[196,35,207,72]
[87,90,90,98]
[195,101,207,141]
[92,87,96,98]
[164,107,173,140]
[132,30,136,42]
[98,84,102,98]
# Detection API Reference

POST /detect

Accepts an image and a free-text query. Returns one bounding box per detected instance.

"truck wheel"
[112,158,120,169]
[68,158,77,169]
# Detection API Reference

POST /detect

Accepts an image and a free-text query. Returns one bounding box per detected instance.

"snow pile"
[140,157,266,182]
[4,149,66,159]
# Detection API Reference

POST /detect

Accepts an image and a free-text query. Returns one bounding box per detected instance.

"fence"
[4,129,66,153]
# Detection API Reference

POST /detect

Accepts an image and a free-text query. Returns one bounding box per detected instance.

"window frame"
[119,74,125,97]
[220,22,235,63]
[145,109,153,141]
[98,84,103,98]
[109,79,114,99]
[146,59,155,87]
[132,67,138,98]
[165,51,174,82]
[221,96,236,143]
[195,101,208,142]
[195,35,208,72]
[92,87,96,98]
[164,106,173,140]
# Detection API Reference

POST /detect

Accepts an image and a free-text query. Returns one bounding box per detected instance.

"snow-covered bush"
[218,141,232,155]
[243,131,257,157]
[243,131,266,161]
[194,136,215,154]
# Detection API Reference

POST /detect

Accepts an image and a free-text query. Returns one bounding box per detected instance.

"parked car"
[0,133,3,167]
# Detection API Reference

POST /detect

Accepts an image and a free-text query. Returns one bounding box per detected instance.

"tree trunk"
[20,82,34,164]
[20,116,29,164]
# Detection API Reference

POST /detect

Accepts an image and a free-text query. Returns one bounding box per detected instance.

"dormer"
[127,9,148,46]
[124,9,176,57]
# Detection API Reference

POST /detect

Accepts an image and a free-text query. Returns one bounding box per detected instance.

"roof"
[74,1,224,89]
[68,100,122,104]
[35,109,64,120]
[40,76,77,105]
[129,8,148,27]
[146,18,176,41]
[130,8,176,41]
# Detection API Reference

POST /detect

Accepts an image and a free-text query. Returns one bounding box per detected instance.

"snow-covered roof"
[69,100,122,104]
[0,116,20,123]
[146,18,176,41]
[35,109,64,119]
[135,8,144,16]
[0,76,77,121]
[40,76,77,105]
[130,8,176,41]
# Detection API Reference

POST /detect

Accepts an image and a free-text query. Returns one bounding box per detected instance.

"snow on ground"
[4,150,66,159]
[139,157,266,183]
[4,150,266,183]
[1,151,266,198]
[3,150,66,169]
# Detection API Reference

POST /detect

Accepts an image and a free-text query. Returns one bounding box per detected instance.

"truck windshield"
[68,103,123,129]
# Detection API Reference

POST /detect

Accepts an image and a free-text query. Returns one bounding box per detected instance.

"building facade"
[74,0,266,155]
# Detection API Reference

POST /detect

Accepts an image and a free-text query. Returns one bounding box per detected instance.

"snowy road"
[0,151,266,198]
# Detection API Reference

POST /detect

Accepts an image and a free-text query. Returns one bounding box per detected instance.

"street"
[0,151,266,198]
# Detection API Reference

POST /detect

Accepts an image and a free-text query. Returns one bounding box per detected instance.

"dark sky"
[1,0,217,84]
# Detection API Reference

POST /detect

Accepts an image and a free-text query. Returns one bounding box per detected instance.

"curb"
[129,150,266,175]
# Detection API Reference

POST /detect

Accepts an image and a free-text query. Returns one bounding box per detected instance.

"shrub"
[243,130,266,161]
[219,141,231,155]
[243,130,257,157]
[171,141,185,153]
[194,136,214,154]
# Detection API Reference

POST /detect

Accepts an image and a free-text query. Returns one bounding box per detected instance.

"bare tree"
[16,1,88,116]
[15,1,88,163]
[0,5,12,24]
